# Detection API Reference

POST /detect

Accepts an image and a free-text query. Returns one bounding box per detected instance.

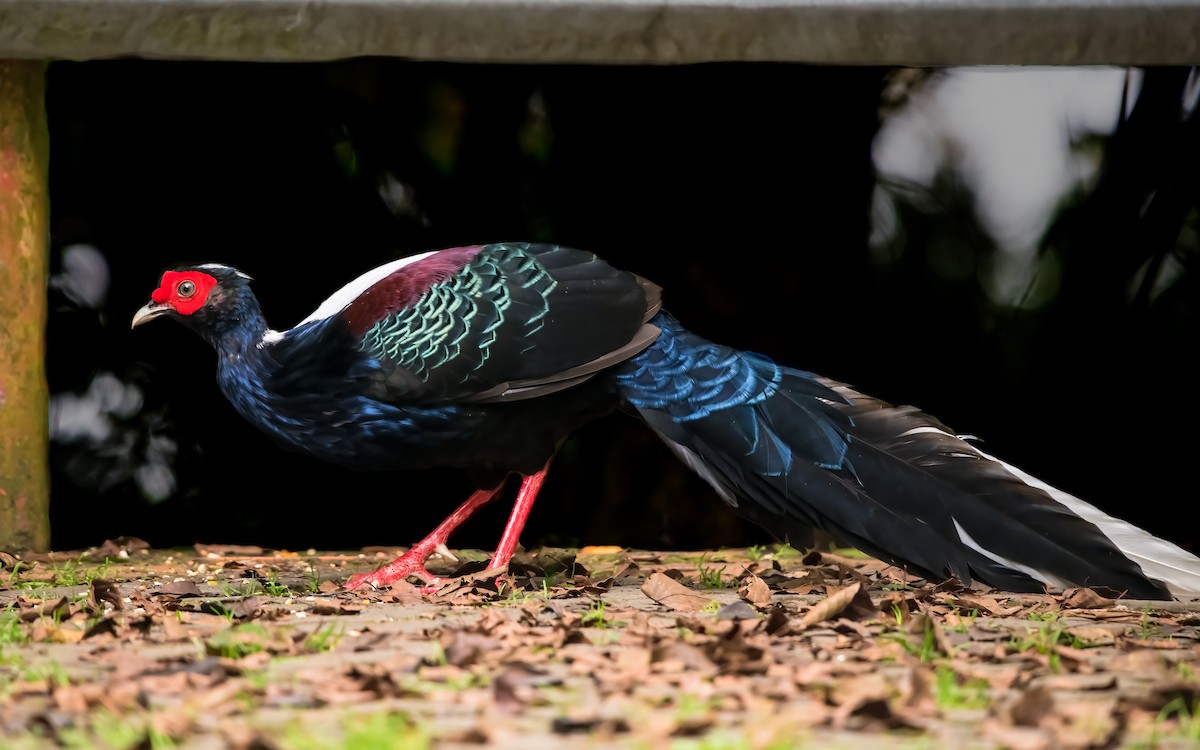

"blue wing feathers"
[618,313,853,472]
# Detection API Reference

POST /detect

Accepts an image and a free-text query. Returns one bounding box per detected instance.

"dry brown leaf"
[309,600,364,616]
[761,607,792,636]
[430,568,507,603]
[1123,638,1183,650]
[82,616,120,640]
[89,578,124,611]
[1107,648,1170,675]
[51,683,93,713]
[706,621,773,674]
[651,641,716,672]
[716,601,759,621]
[195,543,264,557]
[220,724,282,750]
[19,596,71,623]
[1035,673,1116,691]
[670,711,715,736]
[317,579,344,595]
[1121,677,1199,711]
[942,592,1005,616]
[89,537,151,558]
[441,630,503,667]
[154,580,204,598]
[763,568,826,593]
[1065,625,1117,646]
[0,551,21,570]
[737,574,772,608]
[551,714,630,735]
[925,615,957,657]
[493,663,560,711]
[967,664,1022,691]
[509,547,578,577]
[896,665,934,710]
[30,624,84,643]
[802,583,877,626]
[611,561,641,581]
[981,720,1053,750]
[641,572,712,612]
[1051,698,1121,749]
[381,580,427,604]
[226,596,267,620]
[830,673,900,730]
[578,545,623,556]
[159,612,190,642]
[1061,587,1116,609]
[1008,685,1054,726]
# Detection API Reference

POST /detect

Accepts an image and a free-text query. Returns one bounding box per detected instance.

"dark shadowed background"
[42,60,1200,556]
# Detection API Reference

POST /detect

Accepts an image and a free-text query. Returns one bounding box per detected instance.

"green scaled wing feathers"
[350,243,661,404]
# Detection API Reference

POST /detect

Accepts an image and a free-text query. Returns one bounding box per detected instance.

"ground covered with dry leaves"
[2,539,1200,749]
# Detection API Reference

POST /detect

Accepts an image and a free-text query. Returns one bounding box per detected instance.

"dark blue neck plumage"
[201,292,270,357]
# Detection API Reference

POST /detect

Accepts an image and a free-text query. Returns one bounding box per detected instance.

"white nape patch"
[196,263,252,281]
[952,517,1072,590]
[258,329,284,349]
[975,448,1200,599]
[297,251,438,326]
[660,438,737,506]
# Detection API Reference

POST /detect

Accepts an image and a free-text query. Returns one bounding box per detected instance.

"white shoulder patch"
[258,329,285,348]
[297,251,438,326]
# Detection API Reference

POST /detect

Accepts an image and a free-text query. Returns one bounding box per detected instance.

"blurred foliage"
[41,60,1198,554]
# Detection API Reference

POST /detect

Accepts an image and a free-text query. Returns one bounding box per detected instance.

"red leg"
[487,463,551,571]
[344,484,502,591]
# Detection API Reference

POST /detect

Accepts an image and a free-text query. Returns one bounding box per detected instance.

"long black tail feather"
[619,313,1180,600]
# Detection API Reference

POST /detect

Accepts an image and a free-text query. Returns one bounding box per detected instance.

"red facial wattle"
[154,271,217,316]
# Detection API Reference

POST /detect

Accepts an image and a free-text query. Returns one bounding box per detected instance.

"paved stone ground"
[2,542,1200,748]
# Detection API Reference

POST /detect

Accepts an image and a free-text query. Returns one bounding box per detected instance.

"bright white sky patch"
[874,67,1137,253]
[872,67,1142,307]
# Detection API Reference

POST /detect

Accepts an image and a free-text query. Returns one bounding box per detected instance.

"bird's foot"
[343,547,447,592]
[343,487,503,594]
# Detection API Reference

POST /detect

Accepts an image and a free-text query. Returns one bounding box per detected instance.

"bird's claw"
[343,561,444,592]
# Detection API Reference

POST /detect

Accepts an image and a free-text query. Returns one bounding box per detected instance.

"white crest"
[196,263,253,281]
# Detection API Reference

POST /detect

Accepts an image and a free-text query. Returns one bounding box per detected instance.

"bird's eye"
[177,280,197,298]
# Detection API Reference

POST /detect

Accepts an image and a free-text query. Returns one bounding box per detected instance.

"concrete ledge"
[0,0,1198,65]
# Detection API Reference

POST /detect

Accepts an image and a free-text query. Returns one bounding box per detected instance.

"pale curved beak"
[131,301,170,329]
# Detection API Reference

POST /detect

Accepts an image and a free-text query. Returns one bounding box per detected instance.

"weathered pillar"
[0,60,50,552]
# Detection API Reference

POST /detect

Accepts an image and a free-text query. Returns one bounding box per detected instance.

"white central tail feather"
[974,447,1200,599]
[950,517,1073,589]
